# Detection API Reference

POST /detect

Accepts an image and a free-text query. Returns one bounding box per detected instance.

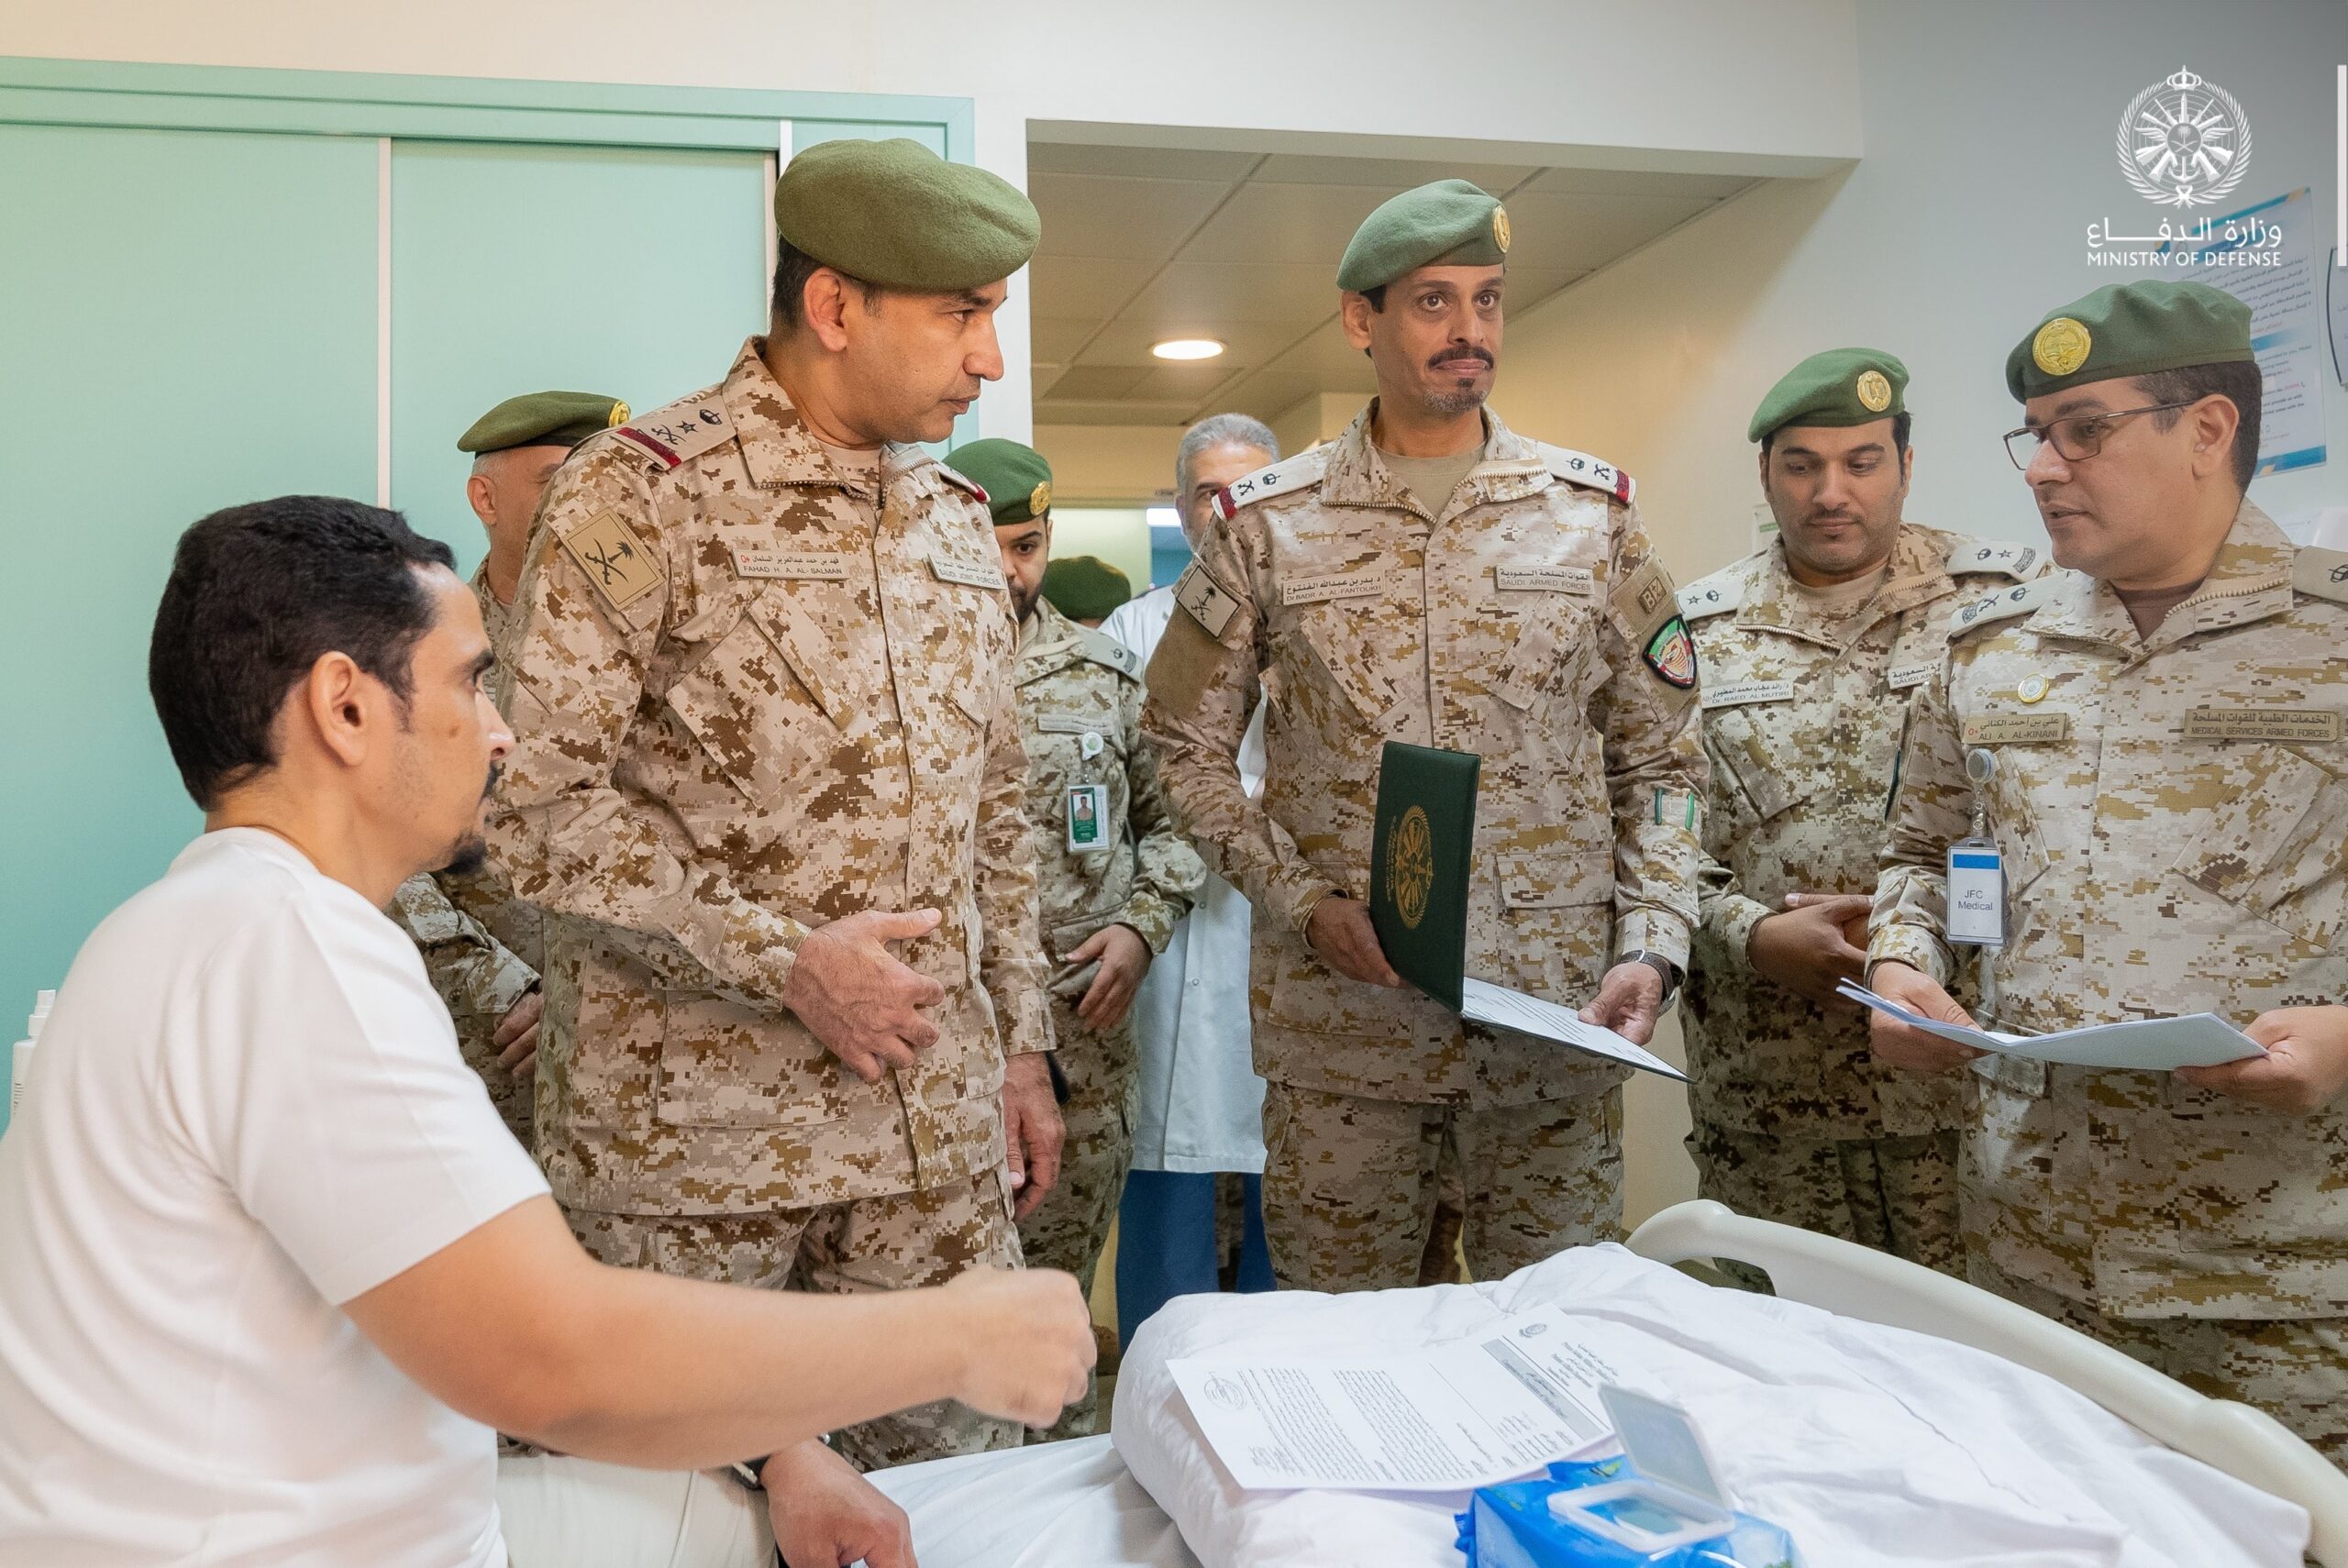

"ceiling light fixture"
[1151,337,1225,360]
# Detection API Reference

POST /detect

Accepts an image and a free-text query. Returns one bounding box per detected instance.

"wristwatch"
[1622,950,1682,1010]
[731,1456,769,1492]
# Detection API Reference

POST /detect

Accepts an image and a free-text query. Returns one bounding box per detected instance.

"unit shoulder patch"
[2290,547,2348,607]
[559,508,667,617]
[1072,624,1143,680]
[1610,557,1682,643]
[1944,536,2043,582]
[1208,450,1326,523]
[1534,442,1635,505]
[1947,574,2058,640]
[1172,560,1243,640]
[610,386,734,470]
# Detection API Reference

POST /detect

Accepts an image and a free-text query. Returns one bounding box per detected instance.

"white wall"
[1499,0,2348,581]
[5,0,1863,443]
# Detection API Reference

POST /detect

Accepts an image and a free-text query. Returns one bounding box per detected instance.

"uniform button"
[1188,977,1201,988]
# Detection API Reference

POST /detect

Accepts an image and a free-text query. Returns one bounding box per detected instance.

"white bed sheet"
[1108,1244,2308,1568]
[869,1434,1191,1568]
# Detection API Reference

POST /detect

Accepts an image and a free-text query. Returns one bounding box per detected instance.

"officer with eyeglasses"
[1865,279,2348,1466]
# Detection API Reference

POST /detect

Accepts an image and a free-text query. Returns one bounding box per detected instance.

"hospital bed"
[869,1199,2348,1568]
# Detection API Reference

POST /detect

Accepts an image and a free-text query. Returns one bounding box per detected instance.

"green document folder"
[1368,742,1481,1011]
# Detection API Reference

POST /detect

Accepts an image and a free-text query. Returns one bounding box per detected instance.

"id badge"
[1065,783,1108,851]
[1944,841,2004,947]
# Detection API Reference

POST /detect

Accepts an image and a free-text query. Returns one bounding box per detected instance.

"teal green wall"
[0,59,974,1135]
[389,140,770,572]
[0,123,380,1093]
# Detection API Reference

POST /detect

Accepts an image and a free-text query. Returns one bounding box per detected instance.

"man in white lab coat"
[1102,414,1280,1342]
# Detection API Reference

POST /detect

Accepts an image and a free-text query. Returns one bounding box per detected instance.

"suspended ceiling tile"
[1251,153,1545,192]
[1525,167,1758,202]
[1040,364,1153,401]
[1072,315,1292,369]
[1029,315,1096,363]
[1125,260,1343,327]
[1035,397,1204,427]
[1180,182,1390,265]
[1027,253,1157,321]
[1131,360,1250,402]
[1029,172,1235,262]
[1496,191,1718,273]
[1028,143,1260,181]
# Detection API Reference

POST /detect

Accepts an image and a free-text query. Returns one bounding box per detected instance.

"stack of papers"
[1168,1304,1618,1492]
[1833,981,2265,1069]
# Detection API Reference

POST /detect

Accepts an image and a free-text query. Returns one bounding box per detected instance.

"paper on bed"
[1461,979,1689,1082]
[1833,980,2265,1069]
[1168,1304,1615,1492]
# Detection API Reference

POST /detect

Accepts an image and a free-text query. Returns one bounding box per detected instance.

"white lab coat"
[1104,586,1268,1174]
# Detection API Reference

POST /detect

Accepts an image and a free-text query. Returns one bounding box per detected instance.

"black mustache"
[482,762,503,802]
[1430,347,1495,370]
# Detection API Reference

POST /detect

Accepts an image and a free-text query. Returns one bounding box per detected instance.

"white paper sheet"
[1459,978,1689,1081]
[1167,1305,1618,1492]
[1834,981,2265,1069]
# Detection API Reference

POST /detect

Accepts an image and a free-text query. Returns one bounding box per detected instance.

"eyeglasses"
[2002,401,2198,469]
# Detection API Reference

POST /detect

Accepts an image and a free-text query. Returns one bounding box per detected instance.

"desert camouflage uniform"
[1012,597,1204,1439]
[1873,500,2348,1462]
[1143,404,1706,1291]
[385,564,543,1147]
[1681,525,2042,1283]
[487,339,1049,1470]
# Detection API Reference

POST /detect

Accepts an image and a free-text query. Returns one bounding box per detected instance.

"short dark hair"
[149,496,455,810]
[770,236,882,330]
[1760,411,1912,460]
[2136,361,2262,491]
[1359,283,1388,312]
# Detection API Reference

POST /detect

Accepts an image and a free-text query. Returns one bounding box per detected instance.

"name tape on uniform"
[559,511,665,613]
[1495,565,1595,596]
[1887,661,1939,691]
[1961,712,2071,745]
[1036,712,1102,735]
[1281,572,1391,608]
[1701,679,1796,711]
[733,547,850,581]
[929,551,1005,591]
[2182,706,2344,744]
[1175,563,1240,638]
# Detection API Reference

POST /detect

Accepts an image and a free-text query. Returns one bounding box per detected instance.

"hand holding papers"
[1367,743,1688,1082]
[1168,1305,1618,1492]
[1835,979,2265,1070]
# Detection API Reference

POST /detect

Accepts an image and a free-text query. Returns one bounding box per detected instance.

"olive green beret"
[1043,556,1131,621]
[952,438,1054,525]
[2005,280,2253,403]
[775,138,1040,293]
[1336,179,1509,293]
[1747,348,1908,442]
[457,391,629,454]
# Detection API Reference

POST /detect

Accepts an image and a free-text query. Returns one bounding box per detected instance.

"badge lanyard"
[1944,747,2005,1025]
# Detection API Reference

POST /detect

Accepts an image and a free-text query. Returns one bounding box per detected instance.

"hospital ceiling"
[1024,144,1758,429]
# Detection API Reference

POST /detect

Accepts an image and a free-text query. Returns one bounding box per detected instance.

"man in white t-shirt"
[0,495,1092,1567]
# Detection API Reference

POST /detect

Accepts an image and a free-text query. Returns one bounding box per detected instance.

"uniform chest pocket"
[1277,587,1416,736]
[1489,592,1603,716]
[663,603,835,804]
[1033,708,1124,779]
[1704,703,1831,828]
[2168,746,2348,950]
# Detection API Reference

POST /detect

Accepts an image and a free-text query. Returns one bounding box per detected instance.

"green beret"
[1336,179,1509,293]
[457,391,628,454]
[775,138,1039,293]
[2005,280,2253,403]
[1747,348,1908,442]
[952,438,1054,525]
[1043,556,1131,621]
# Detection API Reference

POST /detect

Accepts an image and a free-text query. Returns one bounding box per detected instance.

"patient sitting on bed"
[0,495,1095,1568]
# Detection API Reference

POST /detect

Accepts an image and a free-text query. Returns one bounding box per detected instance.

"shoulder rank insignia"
[1948,574,2057,639]
[935,460,990,506]
[1208,450,1325,523]
[1678,572,1745,621]
[559,509,666,616]
[612,387,735,470]
[1534,442,1635,506]
[2290,547,2348,606]
[1946,537,2041,581]
[1073,624,1143,679]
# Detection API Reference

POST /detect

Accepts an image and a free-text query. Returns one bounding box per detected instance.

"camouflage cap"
[1336,180,1509,293]
[953,437,1055,525]
[1747,348,1909,441]
[775,138,1040,293]
[457,390,629,454]
[1043,556,1131,621]
[2005,280,2253,402]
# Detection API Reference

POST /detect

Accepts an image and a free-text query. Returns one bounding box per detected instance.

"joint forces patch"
[1643,614,1698,689]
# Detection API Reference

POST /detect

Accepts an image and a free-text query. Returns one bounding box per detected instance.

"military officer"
[387,391,629,1142]
[960,438,1205,1440]
[486,138,1063,1473]
[1679,349,2042,1284]
[1869,280,2348,1461]
[1144,180,1708,1292]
